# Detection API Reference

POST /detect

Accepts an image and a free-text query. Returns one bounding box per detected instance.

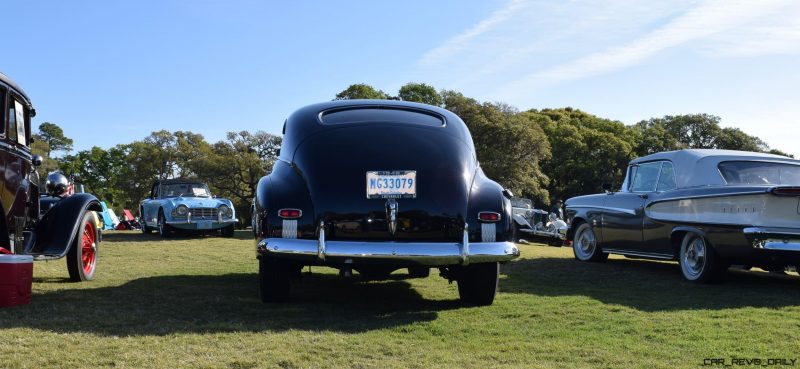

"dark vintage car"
[1,72,102,281]
[252,100,520,304]
[565,149,800,282]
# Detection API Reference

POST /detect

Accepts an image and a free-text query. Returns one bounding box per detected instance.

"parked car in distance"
[140,179,237,237]
[565,149,800,282]
[510,197,567,246]
[1,72,102,281]
[252,100,520,305]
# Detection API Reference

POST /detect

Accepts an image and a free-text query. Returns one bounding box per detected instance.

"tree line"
[33,82,791,226]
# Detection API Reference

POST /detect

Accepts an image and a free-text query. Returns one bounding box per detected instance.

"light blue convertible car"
[140,179,237,237]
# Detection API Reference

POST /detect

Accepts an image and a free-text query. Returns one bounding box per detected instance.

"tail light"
[278,208,302,219]
[771,187,800,196]
[478,211,501,222]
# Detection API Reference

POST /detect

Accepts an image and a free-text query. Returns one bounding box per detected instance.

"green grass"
[2,231,800,368]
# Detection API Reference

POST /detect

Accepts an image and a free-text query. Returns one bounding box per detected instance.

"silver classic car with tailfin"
[565,149,800,282]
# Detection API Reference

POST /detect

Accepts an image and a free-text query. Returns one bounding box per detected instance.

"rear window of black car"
[320,107,444,127]
[718,161,800,185]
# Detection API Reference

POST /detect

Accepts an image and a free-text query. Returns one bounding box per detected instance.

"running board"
[602,248,674,260]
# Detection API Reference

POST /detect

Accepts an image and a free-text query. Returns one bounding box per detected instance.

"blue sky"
[5,0,799,157]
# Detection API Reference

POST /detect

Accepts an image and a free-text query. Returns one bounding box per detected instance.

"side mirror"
[602,183,613,193]
[31,155,43,167]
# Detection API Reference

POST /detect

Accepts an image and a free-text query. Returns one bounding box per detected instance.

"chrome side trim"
[744,227,800,237]
[481,223,496,242]
[569,205,636,215]
[647,189,772,206]
[602,248,674,260]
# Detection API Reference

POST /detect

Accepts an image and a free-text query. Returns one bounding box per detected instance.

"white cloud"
[526,0,796,84]
[417,0,530,67]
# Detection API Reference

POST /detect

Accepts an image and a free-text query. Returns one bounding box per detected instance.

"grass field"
[2,230,800,369]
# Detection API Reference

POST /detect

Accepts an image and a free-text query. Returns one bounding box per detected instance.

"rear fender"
[467,168,513,242]
[24,193,102,257]
[254,161,316,240]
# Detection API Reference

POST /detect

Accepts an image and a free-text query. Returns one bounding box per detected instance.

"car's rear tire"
[572,222,608,262]
[221,224,235,237]
[408,266,430,279]
[67,211,98,282]
[457,262,499,306]
[259,257,292,303]
[679,232,725,283]
[157,210,170,238]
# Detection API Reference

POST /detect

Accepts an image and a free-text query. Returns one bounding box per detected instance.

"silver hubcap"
[682,236,706,279]
[574,226,596,260]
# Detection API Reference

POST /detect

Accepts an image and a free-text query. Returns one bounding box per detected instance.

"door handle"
[638,194,649,199]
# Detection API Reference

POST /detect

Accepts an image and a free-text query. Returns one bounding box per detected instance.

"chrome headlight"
[175,205,189,216]
[219,204,233,218]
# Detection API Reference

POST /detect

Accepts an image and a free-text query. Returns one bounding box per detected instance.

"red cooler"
[0,254,33,307]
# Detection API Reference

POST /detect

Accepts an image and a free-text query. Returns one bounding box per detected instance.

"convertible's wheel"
[67,212,98,282]
[679,232,724,283]
[221,224,235,237]
[259,257,292,303]
[157,211,169,238]
[572,222,608,262]
[457,262,499,306]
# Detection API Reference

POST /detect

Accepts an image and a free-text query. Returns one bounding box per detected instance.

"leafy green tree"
[715,127,768,152]
[531,108,637,201]
[334,84,388,100]
[442,91,551,202]
[398,82,443,106]
[34,122,73,156]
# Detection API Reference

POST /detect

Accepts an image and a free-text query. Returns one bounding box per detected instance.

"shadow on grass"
[502,256,800,311]
[101,229,253,243]
[2,272,461,336]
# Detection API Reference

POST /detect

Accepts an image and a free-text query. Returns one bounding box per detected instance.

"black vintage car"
[1,72,102,281]
[566,149,800,283]
[252,100,520,304]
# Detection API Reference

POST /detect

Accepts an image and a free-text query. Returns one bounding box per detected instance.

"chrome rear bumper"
[744,227,800,252]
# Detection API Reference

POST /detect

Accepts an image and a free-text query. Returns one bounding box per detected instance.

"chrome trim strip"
[754,241,800,252]
[647,189,772,206]
[318,220,326,261]
[603,248,674,260]
[461,223,470,265]
[744,227,800,237]
[569,205,636,215]
[256,236,519,266]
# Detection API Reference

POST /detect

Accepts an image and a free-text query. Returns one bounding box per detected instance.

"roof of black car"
[0,72,31,102]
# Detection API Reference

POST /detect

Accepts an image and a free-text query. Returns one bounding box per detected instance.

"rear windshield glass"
[718,161,800,185]
[320,107,444,127]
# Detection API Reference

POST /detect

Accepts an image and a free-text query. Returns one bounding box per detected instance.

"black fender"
[24,193,103,257]
[254,160,316,240]
[669,226,710,256]
[466,168,513,242]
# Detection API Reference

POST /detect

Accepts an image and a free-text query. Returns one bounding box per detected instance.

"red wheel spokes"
[81,221,96,274]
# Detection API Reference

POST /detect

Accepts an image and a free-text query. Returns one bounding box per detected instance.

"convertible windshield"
[160,183,212,198]
[718,161,800,185]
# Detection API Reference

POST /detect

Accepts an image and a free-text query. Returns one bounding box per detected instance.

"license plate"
[197,221,213,230]
[366,170,416,199]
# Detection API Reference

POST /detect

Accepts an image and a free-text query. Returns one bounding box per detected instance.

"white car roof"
[630,149,800,188]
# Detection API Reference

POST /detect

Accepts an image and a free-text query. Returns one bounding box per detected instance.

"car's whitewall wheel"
[679,232,724,283]
[572,222,607,262]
